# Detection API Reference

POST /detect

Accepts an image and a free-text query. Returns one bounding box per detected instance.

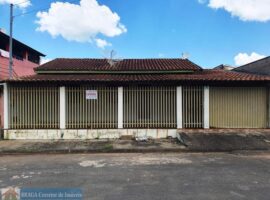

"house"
[2,58,270,139]
[0,30,45,79]
[234,56,270,75]
[0,30,45,130]
[1,187,19,200]
[213,64,234,71]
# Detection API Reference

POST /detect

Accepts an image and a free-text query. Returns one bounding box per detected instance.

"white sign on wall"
[86,90,98,100]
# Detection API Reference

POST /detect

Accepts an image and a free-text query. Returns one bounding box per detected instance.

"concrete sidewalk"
[0,139,186,154]
[1,130,270,154]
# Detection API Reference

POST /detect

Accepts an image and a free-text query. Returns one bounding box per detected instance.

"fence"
[66,86,118,129]
[123,86,177,128]
[182,86,204,128]
[8,86,59,129]
[7,85,268,130]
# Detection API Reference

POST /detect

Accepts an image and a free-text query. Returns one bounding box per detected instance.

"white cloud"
[95,38,111,49]
[40,57,52,65]
[208,0,270,22]
[234,52,266,66]
[0,0,31,8]
[36,0,127,48]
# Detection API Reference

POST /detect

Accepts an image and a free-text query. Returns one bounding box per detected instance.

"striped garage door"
[210,87,268,128]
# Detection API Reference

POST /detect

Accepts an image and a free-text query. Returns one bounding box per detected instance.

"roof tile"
[36,58,202,71]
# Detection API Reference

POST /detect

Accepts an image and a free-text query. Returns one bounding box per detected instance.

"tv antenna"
[102,50,123,66]
[181,52,190,59]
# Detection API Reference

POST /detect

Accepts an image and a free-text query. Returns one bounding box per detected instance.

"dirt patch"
[179,131,270,152]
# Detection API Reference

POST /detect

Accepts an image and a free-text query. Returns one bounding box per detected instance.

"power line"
[13,1,51,18]
[14,0,31,6]
[13,6,44,17]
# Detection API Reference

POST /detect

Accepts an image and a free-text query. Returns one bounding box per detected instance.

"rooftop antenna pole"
[9,3,13,79]
[110,50,115,60]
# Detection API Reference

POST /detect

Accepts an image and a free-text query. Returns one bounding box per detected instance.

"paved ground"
[0,139,185,154]
[0,152,270,200]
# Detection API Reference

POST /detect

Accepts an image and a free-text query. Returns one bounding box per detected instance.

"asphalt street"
[0,152,270,200]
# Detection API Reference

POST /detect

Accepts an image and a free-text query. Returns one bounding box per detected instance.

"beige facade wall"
[210,87,268,128]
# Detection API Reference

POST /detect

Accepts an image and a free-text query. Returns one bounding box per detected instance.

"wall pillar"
[3,83,8,129]
[176,86,182,129]
[60,86,66,129]
[203,86,210,129]
[118,87,123,129]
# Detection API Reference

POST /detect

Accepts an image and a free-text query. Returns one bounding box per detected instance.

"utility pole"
[9,3,13,79]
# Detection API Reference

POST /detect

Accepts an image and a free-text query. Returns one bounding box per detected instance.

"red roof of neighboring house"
[35,58,202,72]
[0,55,40,80]
[7,70,270,83]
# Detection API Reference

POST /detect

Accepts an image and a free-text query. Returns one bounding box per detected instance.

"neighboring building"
[2,58,270,139]
[213,64,234,71]
[0,30,45,79]
[0,30,45,129]
[234,56,270,75]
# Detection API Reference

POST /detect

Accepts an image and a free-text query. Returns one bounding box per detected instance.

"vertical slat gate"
[66,86,118,129]
[8,86,60,129]
[123,86,177,128]
[182,86,203,128]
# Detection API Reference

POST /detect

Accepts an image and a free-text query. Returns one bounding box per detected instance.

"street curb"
[1,147,270,156]
[0,148,187,155]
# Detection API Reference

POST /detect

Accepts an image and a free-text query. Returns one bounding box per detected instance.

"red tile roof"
[8,70,270,83]
[35,58,202,72]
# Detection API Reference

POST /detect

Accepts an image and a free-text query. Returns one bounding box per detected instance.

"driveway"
[0,152,270,200]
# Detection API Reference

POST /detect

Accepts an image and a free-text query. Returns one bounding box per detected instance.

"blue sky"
[0,0,270,68]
